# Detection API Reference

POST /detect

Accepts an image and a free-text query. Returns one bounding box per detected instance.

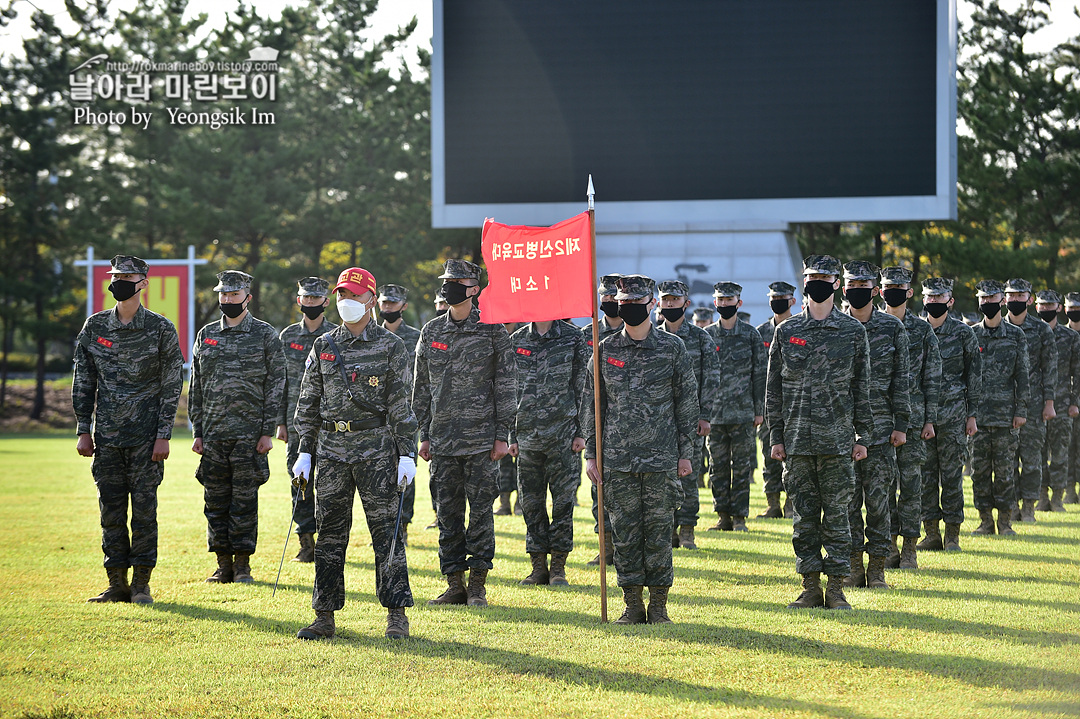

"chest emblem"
[607,357,625,368]
[516,348,532,356]
[368,375,379,387]
[203,338,218,346]
[289,342,305,351]
[96,336,113,348]
[431,341,449,351]
[789,337,807,347]
[319,352,336,361]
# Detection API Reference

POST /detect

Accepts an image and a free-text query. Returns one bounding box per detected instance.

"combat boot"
[844,551,866,588]
[1036,485,1051,512]
[297,610,335,640]
[898,536,918,569]
[494,492,512,516]
[130,566,154,605]
[1065,483,1079,504]
[884,535,901,569]
[646,586,672,624]
[520,553,549,585]
[1020,498,1037,523]
[972,509,996,535]
[916,520,943,551]
[678,525,697,550]
[466,568,488,607]
[1011,504,1022,522]
[385,608,409,639]
[292,533,315,563]
[866,555,889,589]
[707,511,733,531]
[943,523,962,552]
[232,554,253,583]
[428,571,467,605]
[732,516,748,532]
[205,553,233,583]
[787,572,824,609]
[87,567,130,603]
[783,494,793,518]
[548,552,569,586]
[671,527,680,548]
[996,509,1017,536]
[1050,488,1066,512]
[758,492,784,518]
[614,585,646,624]
[513,496,522,515]
[587,531,615,566]
[824,575,852,610]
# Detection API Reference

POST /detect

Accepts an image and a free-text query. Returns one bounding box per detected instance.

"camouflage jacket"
[1005,313,1057,417]
[189,313,285,440]
[932,316,982,425]
[384,320,422,385]
[898,310,941,430]
[848,309,910,446]
[973,320,1030,427]
[765,307,873,455]
[756,316,785,351]
[509,321,590,449]
[71,305,184,447]
[293,322,417,462]
[582,315,624,351]
[1049,323,1080,411]
[278,318,337,432]
[706,318,765,424]
[660,318,720,422]
[581,326,699,472]
[413,307,518,456]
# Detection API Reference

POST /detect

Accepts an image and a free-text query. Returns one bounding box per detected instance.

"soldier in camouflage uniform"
[276,277,337,563]
[971,280,1029,536]
[657,280,719,550]
[756,281,798,518]
[920,278,981,549]
[507,318,589,586]
[705,281,765,532]
[692,306,713,329]
[766,255,872,611]
[189,270,285,584]
[582,274,699,624]
[841,262,909,589]
[691,306,715,488]
[880,267,941,568]
[414,259,517,607]
[1033,290,1079,512]
[1066,293,1080,504]
[495,324,522,516]
[1003,278,1058,523]
[73,255,184,605]
[291,267,418,640]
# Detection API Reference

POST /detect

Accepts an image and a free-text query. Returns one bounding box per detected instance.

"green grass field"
[0,434,1077,718]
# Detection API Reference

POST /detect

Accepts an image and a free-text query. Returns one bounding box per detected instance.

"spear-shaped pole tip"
[587,174,595,210]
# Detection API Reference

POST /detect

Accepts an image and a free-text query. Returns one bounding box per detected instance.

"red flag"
[478,212,593,323]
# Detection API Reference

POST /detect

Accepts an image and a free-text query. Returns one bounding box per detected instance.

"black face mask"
[660,307,686,323]
[924,302,950,319]
[600,300,619,318]
[440,282,473,307]
[770,298,791,316]
[380,309,402,324]
[108,279,140,302]
[717,304,738,320]
[220,301,246,319]
[845,288,874,310]
[1038,309,1058,323]
[301,305,325,320]
[804,280,836,304]
[882,288,909,308]
[979,302,1001,320]
[618,303,651,327]
[1068,310,1080,323]
[1006,301,1028,317]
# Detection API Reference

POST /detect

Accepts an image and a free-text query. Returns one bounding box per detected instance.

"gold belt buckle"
[335,420,348,432]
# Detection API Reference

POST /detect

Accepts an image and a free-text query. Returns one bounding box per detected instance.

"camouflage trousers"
[605,469,680,587]
[591,479,612,535]
[498,454,517,493]
[286,436,317,536]
[311,455,413,611]
[698,440,709,486]
[196,438,270,555]
[92,440,163,568]
[892,435,925,538]
[785,454,855,577]
[707,423,755,518]
[849,444,896,558]
[1071,418,1080,491]
[972,426,1019,512]
[674,437,703,526]
[431,451,499,575]
[1041,416,1073,491]
[758,422,784,495]
[1013,418,1046,503]
[922,419,967,525]
[517,443,578,554]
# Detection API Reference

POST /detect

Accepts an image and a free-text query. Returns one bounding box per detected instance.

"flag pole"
[587,174,608,623]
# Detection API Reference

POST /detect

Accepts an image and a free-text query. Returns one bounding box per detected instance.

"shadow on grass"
[911,565,1080,587]
[963,546,1078,564]
[1001,700,1080,717]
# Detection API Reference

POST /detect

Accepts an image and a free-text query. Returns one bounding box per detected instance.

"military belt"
[322,418,384,432]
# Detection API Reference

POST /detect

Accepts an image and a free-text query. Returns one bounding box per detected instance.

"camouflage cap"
[107,254,149,275]
[879,266,913,286]
[378,283,408,303]
[802,254,843,277]
[922,277,954,296]
[296,276,330,297]
[975,279,1006,297]
[767,281,797,297]
[1004,278,1032,294]
[1065,292,1080,307]
[712,281,742,298]
[597,273,622,296]
[213,270,253,293]
[691,306,714,321]
[843,260,880,282]
[657,280,689,298]
[1035,289,1061,304]
[438,258,481,281]
[614,274,656,301]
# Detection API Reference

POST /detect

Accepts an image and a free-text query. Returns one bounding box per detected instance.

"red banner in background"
[478,212,594,324]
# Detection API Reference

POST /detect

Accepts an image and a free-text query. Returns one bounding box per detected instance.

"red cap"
[332,267,377,297]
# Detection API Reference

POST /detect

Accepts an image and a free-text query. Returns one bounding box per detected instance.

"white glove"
[292,452,312,480]
[397,456,416,491]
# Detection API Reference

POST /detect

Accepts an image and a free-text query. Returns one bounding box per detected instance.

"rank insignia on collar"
[368,375,379,387]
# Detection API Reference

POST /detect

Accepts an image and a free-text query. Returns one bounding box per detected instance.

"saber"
[384,489,406,575]
[273,478,305,597]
